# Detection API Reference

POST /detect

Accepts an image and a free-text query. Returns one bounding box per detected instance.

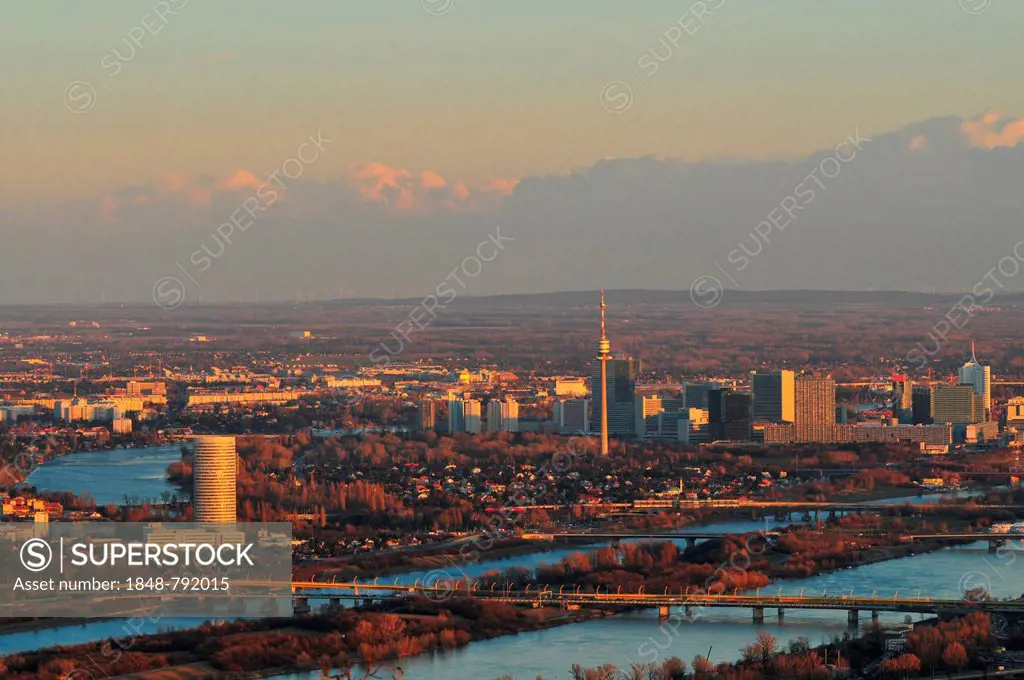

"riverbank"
[261,535,1013,680]
[5,520,962,679]
[5,532,1016,678]
[1,601,608,680]
[0,616,113,635]
[295,487,941,582]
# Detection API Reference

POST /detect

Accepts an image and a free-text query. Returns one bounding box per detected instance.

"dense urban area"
[2,292,1024,679]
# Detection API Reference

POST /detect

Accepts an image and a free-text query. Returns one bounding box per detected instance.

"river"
[3,453,1012,679]
[25,444,183,505]
[272,541,1022,680]
[4,539,1013,676]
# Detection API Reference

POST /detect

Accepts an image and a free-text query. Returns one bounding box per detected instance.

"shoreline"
[98,540,961,680]
[9,521,979,679]
[0,616,115,636]
[297,485,947,581]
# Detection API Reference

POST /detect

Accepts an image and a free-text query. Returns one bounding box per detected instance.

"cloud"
[218,170,264,191]
[95,172,221,220]
[99,164,519,217]
[49,162,521,234]
[960,109,1024,149]
[345,162,517,212]
[5,111,1024,303]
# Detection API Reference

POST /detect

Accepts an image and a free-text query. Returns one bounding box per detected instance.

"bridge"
[520,530,1024,550]
[490,500,1024,515]
[519,531,778,547]
[901,533,1024,552]
[637,501,1024,511]
[903,533,1024,540]
[290,580,1024,627]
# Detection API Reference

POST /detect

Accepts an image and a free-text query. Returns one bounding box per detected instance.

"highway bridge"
[519,530,1024,550]
[639,500,1024,511]
[518,531,778,546]
[903,533,1024,540]
[521,531,1024,540]
[490,500,1024,515]
[902,532,1024,551]
[290,580,1024,626]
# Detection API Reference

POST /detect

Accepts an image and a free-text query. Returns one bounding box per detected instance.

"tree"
[743,630,778,667]
[692,655,714,677]
[570,664,620,680]
[941,641,968,671]
[880,653,921,679]
[908,626,943,668]
[662,657,686,679]
[901,653,922,675]
[788,636,811,654]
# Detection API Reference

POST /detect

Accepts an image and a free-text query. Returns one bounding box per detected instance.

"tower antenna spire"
[600,288,607,341]
[971,339,977,363]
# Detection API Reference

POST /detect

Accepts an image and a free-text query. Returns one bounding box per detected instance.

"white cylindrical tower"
[192,435,237,522]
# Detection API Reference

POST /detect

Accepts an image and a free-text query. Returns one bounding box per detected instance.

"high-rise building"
[590,356,640,437]
[1005,398,1024,428]
[447,396,465,433]
[192,435,237,523]
[794,375,836,442]
[677,408,710,444]
[684,382,722,410]
[463,399,482,434]
[930,384,985,425]
[751,370,795,423]
[486,398,519,433]
[634,395,663,439]
[708,389,753,441]
[648,397,687,441]
[554,399,590,434]
[418,399,437,431]
[891,375,914,423]
[891,375,913,409]
[912,385,932,424]
[958,342,991,420]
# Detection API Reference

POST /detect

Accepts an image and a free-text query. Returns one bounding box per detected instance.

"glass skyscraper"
[590,357,640,436]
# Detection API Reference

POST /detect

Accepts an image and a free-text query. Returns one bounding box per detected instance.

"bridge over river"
[519,530,1024,550]
[490,500,1024,515]
[290,580,1024,627]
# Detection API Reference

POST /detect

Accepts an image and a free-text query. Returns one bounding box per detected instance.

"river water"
[4,451,1015,680]
[26,444,183,505]
[273,541,1022,680]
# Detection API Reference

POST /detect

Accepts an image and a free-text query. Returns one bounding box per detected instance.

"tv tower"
[598,289,610,455]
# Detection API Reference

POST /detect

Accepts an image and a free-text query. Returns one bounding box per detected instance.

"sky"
[2,0,1024,304]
